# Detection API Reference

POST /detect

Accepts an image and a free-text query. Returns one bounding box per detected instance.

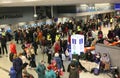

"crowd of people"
[0,15,120,78]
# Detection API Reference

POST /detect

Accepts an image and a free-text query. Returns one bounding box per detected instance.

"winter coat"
[35,63,46,78]
[13,58,23,72]
[69,67,79,78]
[9,43,17,54]
[0,36,7,46]
[13,57,23,78]
[54,57,62,70]
[54,42,60,53]
[32,42,38,49]
[45,70,56,78]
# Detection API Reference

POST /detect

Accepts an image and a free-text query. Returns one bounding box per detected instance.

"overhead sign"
[71,34,84,55]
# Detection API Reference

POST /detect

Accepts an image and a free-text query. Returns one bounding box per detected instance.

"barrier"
[84,46,95,53]
[108,41,120,46]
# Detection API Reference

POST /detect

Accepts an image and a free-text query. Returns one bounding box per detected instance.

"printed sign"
[71,34,84,55]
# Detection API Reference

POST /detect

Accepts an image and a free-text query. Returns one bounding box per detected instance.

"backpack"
[9,67,16,78]
[9,53,14,62]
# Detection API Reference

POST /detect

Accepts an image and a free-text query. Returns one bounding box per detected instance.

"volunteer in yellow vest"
[77,26,81,32]
[2,31,6,37]
[72,31,75,35]
[47,33,51,41]
[55,33,60,41]
[110,18,113,27]
[47,33,52,45]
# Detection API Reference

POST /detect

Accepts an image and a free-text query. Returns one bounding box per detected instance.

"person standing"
[54,53,62,70]
[35,60,46,78]
[0,43,1,58]
[0,35,8,56]
[32,41,38,55]
[45,65,56,78]
[9,41,17,62]
[54,53,63,78]
[28,45,36,68]
[13,53,23,78]
[14,30,19,44]
[69,63,79,78]
[53,40,60,53]
[47,46,52,64]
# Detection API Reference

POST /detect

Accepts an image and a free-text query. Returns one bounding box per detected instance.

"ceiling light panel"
[1,1,12,4]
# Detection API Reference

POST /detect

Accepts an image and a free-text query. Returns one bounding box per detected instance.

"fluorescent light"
[18,22,26,26]
[1,1,12,4]
[34,14,37,17]
[24,0,39,2]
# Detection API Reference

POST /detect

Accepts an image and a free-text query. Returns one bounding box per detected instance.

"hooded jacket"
[35,63,46,78]
[45,70,56,78]
[69,67,79,78]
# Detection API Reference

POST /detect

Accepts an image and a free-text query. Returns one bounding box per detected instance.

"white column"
[51,6,53,18]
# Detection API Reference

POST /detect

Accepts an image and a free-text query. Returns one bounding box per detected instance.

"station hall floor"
[0,26,113,78]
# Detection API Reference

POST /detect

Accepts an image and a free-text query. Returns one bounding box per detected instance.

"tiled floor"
[0,49,112,78]
[0,26,113,78]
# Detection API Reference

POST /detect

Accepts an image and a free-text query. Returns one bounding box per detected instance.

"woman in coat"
[9,41,17,62]
[45,65,56,78]
[69,63,79,78]
[27,45,36,68]
[54,53,62,70]
[13,53,23,78]
[35,60,46,78]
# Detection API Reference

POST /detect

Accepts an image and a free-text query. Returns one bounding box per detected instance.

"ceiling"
[0,0,119,7]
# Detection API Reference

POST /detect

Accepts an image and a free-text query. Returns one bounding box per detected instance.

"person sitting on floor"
[100,53,110,71]
[85,51,94,62]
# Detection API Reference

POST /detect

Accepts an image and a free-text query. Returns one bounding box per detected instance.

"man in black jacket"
[0,35,8,55]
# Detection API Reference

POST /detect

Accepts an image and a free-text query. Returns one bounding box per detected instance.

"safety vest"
[77,26,81,31]
[47,34,51,41]
[55,34,60,41]
[73,32,75,35]
[110,18,113,23]
[2,32,6,36]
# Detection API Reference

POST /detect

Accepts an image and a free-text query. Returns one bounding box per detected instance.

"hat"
[47,65,52,70]
[70,63,75,67]
[54,53,59,57]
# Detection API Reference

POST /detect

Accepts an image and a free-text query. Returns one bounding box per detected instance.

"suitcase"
[94,68,99,75]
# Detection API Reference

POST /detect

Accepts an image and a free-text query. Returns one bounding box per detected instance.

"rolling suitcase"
[94,68,99,75]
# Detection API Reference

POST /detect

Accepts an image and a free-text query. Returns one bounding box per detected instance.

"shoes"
[63,69,65,72]
[83,69,88,72]
[0,56,2,58]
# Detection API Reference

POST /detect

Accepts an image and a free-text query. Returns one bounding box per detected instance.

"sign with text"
[71,34,84,55]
